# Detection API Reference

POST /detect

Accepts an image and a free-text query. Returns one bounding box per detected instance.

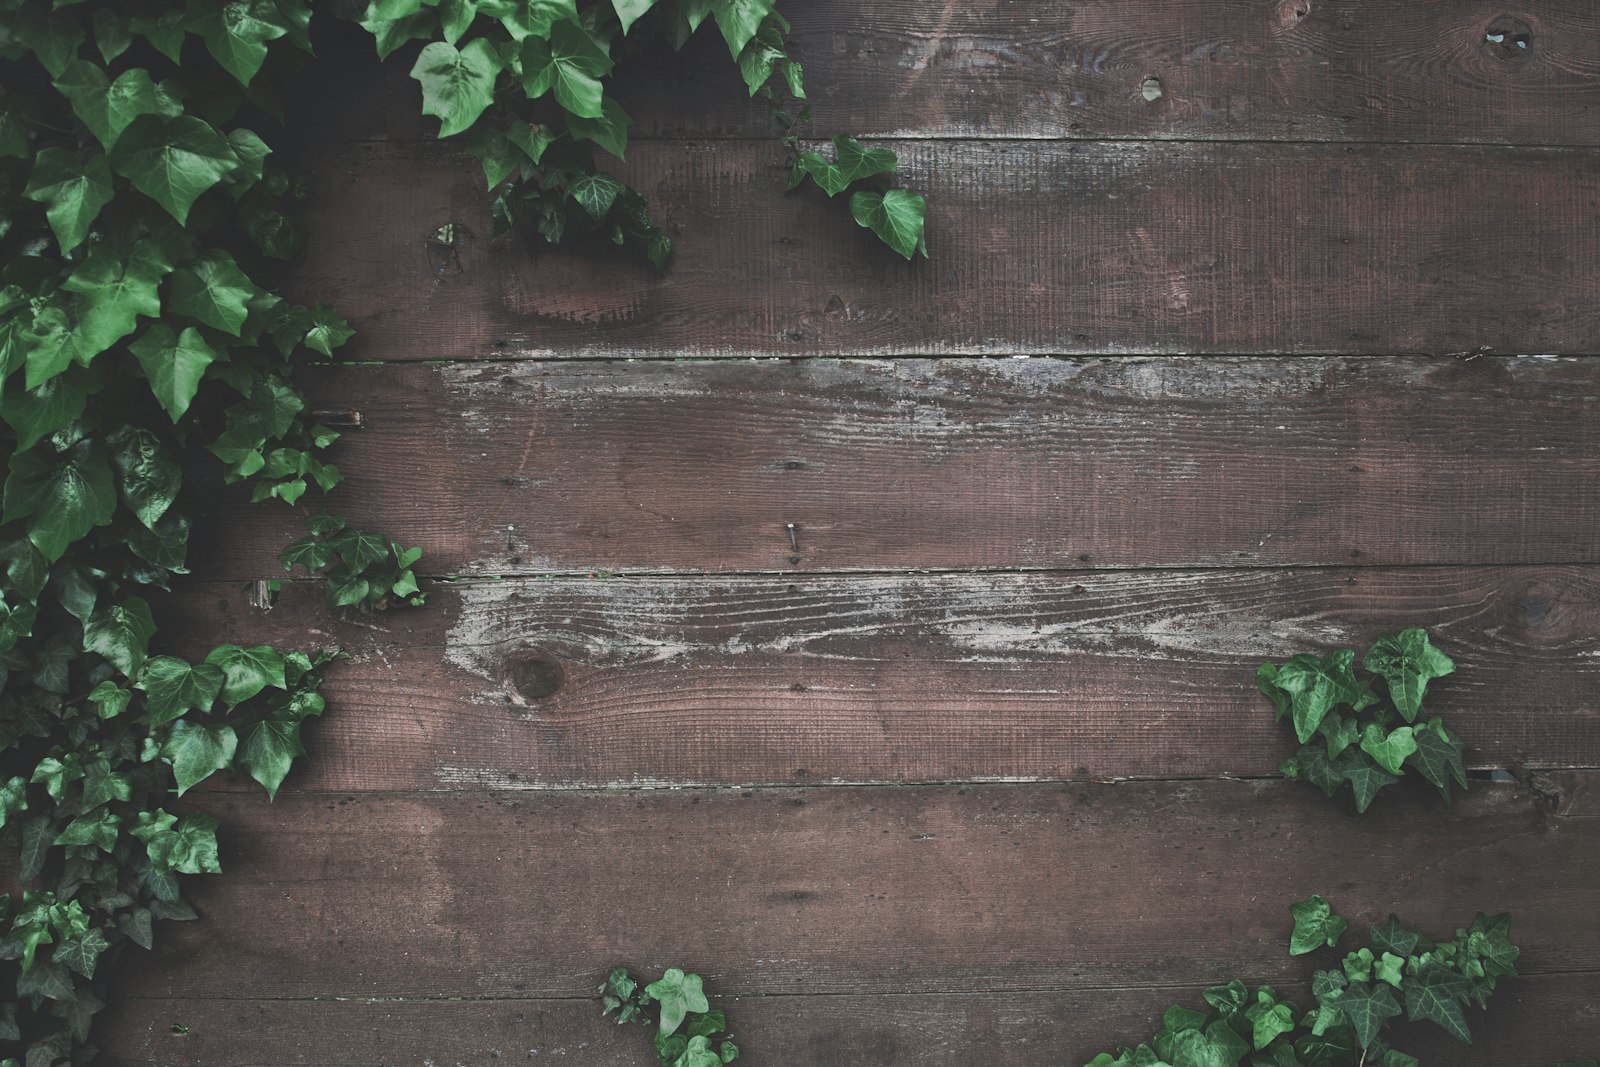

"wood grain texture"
[116,780,1599,1001]
[200,356,1600,578]
[282,140,1600,359]
[163,566,1600,792]
[100,972,1600,1066]
[293,2,1600,146]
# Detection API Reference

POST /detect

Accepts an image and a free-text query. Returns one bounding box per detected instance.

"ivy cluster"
[0,1,422,1061]
[1259,629,1467,812]
[601,966,739,1067]
[1086,895,1523,1067]
[351,0,928,263]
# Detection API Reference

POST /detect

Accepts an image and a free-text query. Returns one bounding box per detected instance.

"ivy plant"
[338,0,928,264]
[1258,629,1466,812]
[601,966,739,1067]
[1085,895,1522,1067]
[0,1,425,1061]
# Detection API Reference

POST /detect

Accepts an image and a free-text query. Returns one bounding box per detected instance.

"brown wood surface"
[166,566,1599,792]
[283,139,1600,360]
[293,2,1600,146]
[99,971,1600,1067]
[115,781,1598,1000]
[201,356,1600,578]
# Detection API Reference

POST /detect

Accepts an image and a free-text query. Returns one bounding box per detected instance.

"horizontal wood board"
[283,140,1600,359]
[166,566,1600,792]
[201,356,1600,578]
[115,781,1598,1002]
[100,972,1600,1067]
[292,2,1600,146]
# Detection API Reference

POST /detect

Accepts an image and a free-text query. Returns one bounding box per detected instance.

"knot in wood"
[1484,16,1533,61]
[502,651,567,702]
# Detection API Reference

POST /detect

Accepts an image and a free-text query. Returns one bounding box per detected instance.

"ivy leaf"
[9,301,74,390]
[204,644,287,707]
[51,925,110,980]
[1409,719,1468,803]
[197,0,292,85]
[1332,981,1401,1049]
[109,114,241,224]
[790,135,896,197]
[1466,913,1519,976]
[92,8,133,62]
[567,96,630,158]
[108,425,182,528]
[521,20,612,119]
[507,120,554,165]
[303,304,355,356]
[61,241,174,367]
[168,251,258,335]
[1334,747,1400,813]
[236,714,304,799]
[131,810,222,874]
[129,11,189,63]
[129,325,218,420]
[569,173,625,220]
[83,596,157,677]
[160,719,238,794]
[0,363,100,451]
[612,0,657,33]
[410,38,504,139]
[137,656,224,725]
[1289,895,1348,955]
[711,0,774,59]
[1243,990,1296,1051]
[483,0,579,41]
[1358,724,1417,776]
[2,439,118,563]
[53,62,165,152]
[1263,650,1377,745]
[0,777,28,831]
[1369,915,1420,958]
[54,808,121,853]
[644,968,709,1036]
[849,189,928,261]
[1363,629,1454,722]
[1403,962,1472,1043]
[735,14,787,95]
[23,148,114,254]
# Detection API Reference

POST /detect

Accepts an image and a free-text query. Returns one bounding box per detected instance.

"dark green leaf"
[644,968,709,1036]
[711,0,774,59]
[136,655,224,724]
[612,0,657,33]
[168,250,258,335]
[53,62,164,151]
[109,114,240,224]
[129,325,218,420]
[204,643,287,707]
[159,719,237,794]
[0,363,100,451]
[108,425,182,528]
[521,20,612,118]
[236,713,303,799]
[23,148,113,253]
[61,240,174,366]
[1289,895,1348,955]
[410,38,503,138]
[1261,649,1377,744]
[481,0,579,41]
[848,188,927,261]
[131,810,222,873]
[1363,629,1454,722]
[2,439,118,563]
[198,0,291,85]
[1403,962,1472,1043]
[1332,981,1401,1049]
[1409,719,1468,803]
[54,808,120,852]
[567,96,630,158]
[92,8,133,62]
[1358,723,1417,776]
[1369,915,1420,959]
[83,595,156,676]
[1335,747,1400,813]
[303,303,355,356]
[569,173,625,220]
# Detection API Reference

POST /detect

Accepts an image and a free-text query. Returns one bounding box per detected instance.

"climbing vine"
[1259,629,1467,812]
[602,966,740,1067]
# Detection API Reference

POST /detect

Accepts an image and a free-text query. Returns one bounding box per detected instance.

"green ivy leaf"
[1363,629,1454,722]
[92,8,133,63]
[51,924,110,980]
[137,656,224,725]
[0,363,100,451]
[612,0,658,33]
[168,250,258,335]
[129,11,189,63]
[790,135,896,197]
[204,643,287,707]
[83,596,157,677]
[159,719,238,795]
[108,425,183,528]
[54,808,121,853]
[0,777,29,831]
[131,810,222,874]
[644,968,709,1036]
[196,0,292,85]
[236,713,304,799]
[109,114,241,224]
[129,325,218,420]
[1334,747,1400,813]
[1409,719,1468,803]
[53,62,168,152]
[303,303,355,356]
[1369,915,1421,959]
[2,439,118,563]
[711,0,774,59]
[481,0,579,41]
[569,173,625,220]
[1358,724,1417,776]
[521,19,612,119]
[23,148,114,254]
[411,38,504,138]
[849,188,928,261]
[60,241,174,368]
[567,96,630,158]
[1402,961,1472,1043]
[1332,981,1401,1049]
[1289,895,1347,956]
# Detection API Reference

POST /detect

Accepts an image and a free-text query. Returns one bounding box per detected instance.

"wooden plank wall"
[102,3,1600,1064]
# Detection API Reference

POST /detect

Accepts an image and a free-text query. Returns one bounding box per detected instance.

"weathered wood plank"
[202,357,1600,577]
[100,972,1600,1066]
[165,566,1600,792]
[284,140,1600,359]
[116,780,1599,1002]
[293,2,1600,146]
